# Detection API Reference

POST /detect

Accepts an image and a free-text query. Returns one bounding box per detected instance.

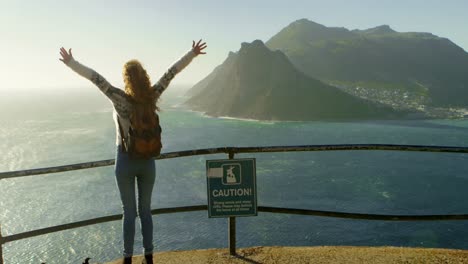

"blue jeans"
[115,145,155,257]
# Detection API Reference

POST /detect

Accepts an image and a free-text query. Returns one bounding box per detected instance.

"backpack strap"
[117,116,128,152]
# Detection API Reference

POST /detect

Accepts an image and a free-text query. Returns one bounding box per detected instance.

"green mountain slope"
[266,19,468,107]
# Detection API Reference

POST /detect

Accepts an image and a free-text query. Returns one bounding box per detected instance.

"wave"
[178,109,277,124]
[43,128,96,136]
[218,115,277,124]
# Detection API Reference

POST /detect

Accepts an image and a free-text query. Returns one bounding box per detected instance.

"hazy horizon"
[1,0,468,93]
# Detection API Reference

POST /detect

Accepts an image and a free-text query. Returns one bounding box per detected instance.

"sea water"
[1,88,467,263]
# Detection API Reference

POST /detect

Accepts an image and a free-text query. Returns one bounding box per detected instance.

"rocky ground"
[104,246,468,264]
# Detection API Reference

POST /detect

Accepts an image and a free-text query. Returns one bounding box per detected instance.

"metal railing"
[1,144,468,263]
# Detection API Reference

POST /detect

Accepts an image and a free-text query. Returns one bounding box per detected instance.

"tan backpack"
[118,106,162,159]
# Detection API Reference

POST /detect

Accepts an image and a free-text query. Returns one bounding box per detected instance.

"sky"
[1,0,467,93]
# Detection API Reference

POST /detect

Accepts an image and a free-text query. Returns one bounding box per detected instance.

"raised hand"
[192,40,207,55]
[59,47,74,64]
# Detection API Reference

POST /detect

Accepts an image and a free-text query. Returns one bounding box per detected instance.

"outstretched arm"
[152,40,207,97]
[59,47,124,99]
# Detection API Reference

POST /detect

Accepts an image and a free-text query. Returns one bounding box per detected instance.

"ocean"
[1,88,467,263]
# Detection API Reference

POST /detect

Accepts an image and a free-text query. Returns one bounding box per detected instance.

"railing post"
[228,217,236,256]
[228,151,236,256]
[0,223,4,264]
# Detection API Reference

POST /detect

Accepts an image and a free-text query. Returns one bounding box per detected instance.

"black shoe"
[123,256,132,264]
[144,254,153,264]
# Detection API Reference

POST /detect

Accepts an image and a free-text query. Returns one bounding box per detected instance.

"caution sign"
[206,158,257,218]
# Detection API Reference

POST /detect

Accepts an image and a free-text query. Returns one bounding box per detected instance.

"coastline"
[105,246,468,264]
[176,105,419,123]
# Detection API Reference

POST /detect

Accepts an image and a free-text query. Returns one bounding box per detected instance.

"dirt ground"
[105,246,468,264]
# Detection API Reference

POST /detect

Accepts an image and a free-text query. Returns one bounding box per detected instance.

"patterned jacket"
[66,50,197,145]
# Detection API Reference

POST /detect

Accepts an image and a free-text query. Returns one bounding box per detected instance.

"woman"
[59,40,207,264]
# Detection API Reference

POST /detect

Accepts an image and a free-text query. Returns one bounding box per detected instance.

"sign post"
[206,157,257,255]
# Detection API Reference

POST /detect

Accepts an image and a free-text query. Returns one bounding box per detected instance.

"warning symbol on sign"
[222,164,241,185]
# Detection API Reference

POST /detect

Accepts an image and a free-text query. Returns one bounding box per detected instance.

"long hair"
[123,60,159,121]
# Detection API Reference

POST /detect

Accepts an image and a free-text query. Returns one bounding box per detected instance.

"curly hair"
[123,59,159,112]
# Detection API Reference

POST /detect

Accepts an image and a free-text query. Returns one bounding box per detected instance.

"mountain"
[185,40,406,121]
[353,25,396,35]
[266,19,468,107]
